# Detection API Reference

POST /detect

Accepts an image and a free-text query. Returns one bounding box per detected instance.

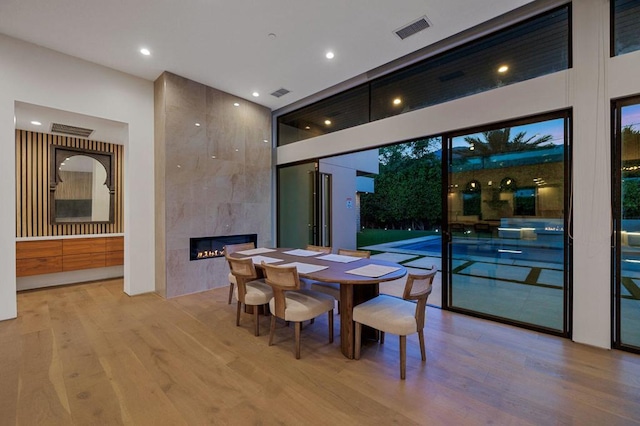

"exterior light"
[324,119,332,125]
[497,65,509,73]
[393,98,402,105]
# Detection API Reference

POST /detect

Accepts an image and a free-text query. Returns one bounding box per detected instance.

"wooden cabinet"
[16,236,123,277]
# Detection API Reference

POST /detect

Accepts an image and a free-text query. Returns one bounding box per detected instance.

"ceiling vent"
[394,16,431,40]
[50,123,94,138]
[270,88,291,98]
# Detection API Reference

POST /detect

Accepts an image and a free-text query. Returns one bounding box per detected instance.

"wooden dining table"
[230,248,407,359]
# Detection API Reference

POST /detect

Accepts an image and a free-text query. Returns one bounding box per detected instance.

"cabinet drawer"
[63,238,107,255]
[17,256,63,277]
[105,250,124,266]
[63,253,106,271]
[16,240,63,259]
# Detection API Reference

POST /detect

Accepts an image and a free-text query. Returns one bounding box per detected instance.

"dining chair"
[261,262,334,359]
[226,254,273,336]
[225,242,256,304]
[353,267,437,379]
[310,248,371,308]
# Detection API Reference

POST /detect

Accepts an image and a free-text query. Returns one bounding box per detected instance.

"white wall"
[276,0,640,349]
[0,34,155,321]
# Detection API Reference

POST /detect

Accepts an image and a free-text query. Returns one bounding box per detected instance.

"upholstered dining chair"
[310,248,371,308]
[226,254,273,336]
[261,262,335,359]
[353,267,437,379]
[225,242,256,304]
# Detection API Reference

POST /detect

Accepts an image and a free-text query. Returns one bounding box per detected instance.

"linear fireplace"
[189,234,257,261]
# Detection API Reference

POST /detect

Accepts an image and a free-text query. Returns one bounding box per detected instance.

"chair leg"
[328,310,334,343]
[380,331,385,344]
[254,305,260,336]
[418,329,426,361]
[354,322,362,360]
[236,301,242,327]
[295,322,301,359]
[269,316,276,346]
[228,283,234,304]
[400,335,406,380]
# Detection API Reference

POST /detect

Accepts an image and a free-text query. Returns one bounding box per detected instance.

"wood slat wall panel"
[16,240,63,259]
[15,130,124,237]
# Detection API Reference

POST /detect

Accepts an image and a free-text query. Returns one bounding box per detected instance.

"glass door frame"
[276,160,331,248]
[612,94,640,354]
[441,110,573,338]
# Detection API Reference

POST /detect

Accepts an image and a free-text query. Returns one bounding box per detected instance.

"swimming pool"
[394,237,564,264]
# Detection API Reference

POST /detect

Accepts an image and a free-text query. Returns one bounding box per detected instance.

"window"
[277,6,570,146]
[612,0,640,56]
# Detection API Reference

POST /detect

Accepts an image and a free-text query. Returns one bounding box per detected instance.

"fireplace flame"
[196,249,225,259]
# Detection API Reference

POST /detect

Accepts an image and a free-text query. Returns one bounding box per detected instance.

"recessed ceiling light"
[30,120,42,126]
[195,122,201,127]
[252,92,260,97]
[325,51,335,59]
[233,102,240,107]
[140,48,151,56]
[235,148,239,152]
[324,119,332,125]
[304,126,311,130]
[211,155,216,159]
[393,98,402,105]
[497,65,509,73]
[263,139,269,143]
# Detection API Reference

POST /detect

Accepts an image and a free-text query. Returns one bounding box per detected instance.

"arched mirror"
[50,146,114,223]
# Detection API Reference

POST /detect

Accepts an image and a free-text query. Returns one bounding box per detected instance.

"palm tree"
[463,128,553,156]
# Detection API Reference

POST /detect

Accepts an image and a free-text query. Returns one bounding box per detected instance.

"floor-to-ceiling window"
[446,112,571,334]
[613,96,640,352]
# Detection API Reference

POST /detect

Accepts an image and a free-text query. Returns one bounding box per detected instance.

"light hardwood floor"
[1,278,640,425]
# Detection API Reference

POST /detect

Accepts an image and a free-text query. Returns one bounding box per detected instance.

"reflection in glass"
[618,101,640,349]
[448,115,568,332]
[55,155,110,222]
[612,0,640,56]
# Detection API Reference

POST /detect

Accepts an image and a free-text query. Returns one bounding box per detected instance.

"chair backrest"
[403,266,437,330]
[225,242,256,255]
[306,245,332,254]
[226,254,258,303]
[261,262,301,319]
[337,248,371,259]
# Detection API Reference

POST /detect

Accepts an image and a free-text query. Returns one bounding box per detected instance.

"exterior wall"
[155,72,272,298]
[276,0,640,349]
[0,34,155,321]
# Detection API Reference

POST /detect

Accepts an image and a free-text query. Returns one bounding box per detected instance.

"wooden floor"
[1,279,640,425]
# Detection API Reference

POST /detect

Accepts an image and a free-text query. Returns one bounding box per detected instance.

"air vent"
[394,16,431,40]
[51,123,94,138]
[270,88,291,98]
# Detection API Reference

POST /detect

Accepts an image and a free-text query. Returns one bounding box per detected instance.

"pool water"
[395,237,564,264]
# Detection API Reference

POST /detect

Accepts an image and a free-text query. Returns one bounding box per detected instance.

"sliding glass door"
[614,96,640,351]
[446,112,571,333]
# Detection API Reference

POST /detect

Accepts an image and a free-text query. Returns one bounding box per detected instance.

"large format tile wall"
[154,72,272,298]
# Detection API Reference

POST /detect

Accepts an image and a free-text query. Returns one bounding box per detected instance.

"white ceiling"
[1,0,534,113]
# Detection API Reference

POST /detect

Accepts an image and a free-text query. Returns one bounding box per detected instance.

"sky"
[452,118,566,148]
[622,104,640,129]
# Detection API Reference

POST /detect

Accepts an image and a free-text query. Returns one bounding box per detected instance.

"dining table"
[230,247,407,359]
